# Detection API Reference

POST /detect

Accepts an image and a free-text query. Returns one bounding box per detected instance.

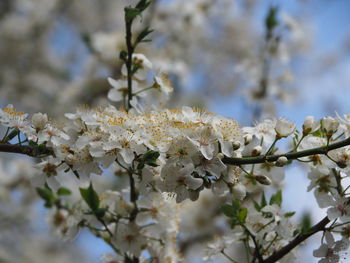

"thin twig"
[222,137,350,166]
[263,216,330,263]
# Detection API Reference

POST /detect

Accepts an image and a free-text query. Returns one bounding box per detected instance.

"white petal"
[108,88,123,102]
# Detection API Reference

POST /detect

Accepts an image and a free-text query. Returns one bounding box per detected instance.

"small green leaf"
[300,213,312,235]
[125,7,141,22]
[143,150,160,161]
[231,199,240,212]
[136,27,154,44]
[269,190,282,207]
[57,187,72,196]
[221,204,235,217]
[260,192,267,208]
[135,0,151,12]
[253,200,261,212]
[137,163,145,170]
[265,6,279,32]
[119,50,128,61]
[284,211,296,218]
[238,208,248,223]
[146,161,158,167]
[36,186,55,208]
[80,183,100,211]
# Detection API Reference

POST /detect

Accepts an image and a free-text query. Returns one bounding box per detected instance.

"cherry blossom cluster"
[1,1,350,262]
[2,99,350,262]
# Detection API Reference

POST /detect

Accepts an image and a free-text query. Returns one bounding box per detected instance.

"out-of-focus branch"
[263,216,330,263]
[0,143,53,157]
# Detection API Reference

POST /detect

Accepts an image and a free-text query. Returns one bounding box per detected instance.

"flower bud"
[302,116,319,135]
[275,156,288,167]
[254,175,272,185]
[232,183,246,200]
[232,141,241,150]
[244,134,252,145]
[217,153,224,159]
[32,112,48,131]
[275,118,295,138]
[336,161,347,169]
[252,146,262,156]
[323,117,339,137]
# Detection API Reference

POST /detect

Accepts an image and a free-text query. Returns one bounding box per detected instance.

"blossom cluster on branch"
[1,1,350,263]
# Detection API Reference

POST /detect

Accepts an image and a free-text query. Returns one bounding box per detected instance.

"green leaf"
[119,50,128,61]
[221,204,235,217]
[143,150,160,166]
[253,200,261,212]
[231,199,240,212]
[284,211,296,218]
[137,163,145,170]
[36,186,55,208]
[57,187,72,196]
[4,129,20,142]
[269,190,282,207]
[300,213,312,235]
[135,0,151,12]
[265,6,279,32]
[125,7,141,22]
[260,192,267,208]
[79,183,100,212]
[146,161,159,167]
[136,27,154,44]
[238,208,248,223]
[143,150,159,161]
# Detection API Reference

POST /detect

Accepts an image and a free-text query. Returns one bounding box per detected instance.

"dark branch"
[263,216,330,263]
[223,137,350,166]
[0,143,53,157]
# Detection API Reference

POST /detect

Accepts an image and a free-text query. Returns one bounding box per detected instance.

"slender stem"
[222,136,350,166]
[1,127,10,142]
[133,86,153,95]
[265,137,279,156]
[221,250,239,263]
[242,225,264,263]
[263,216,330,263]
[125,17,134,110]
[292,134,306,152]
[128,169,138,221]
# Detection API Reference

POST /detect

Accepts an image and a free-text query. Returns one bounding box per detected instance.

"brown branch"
[223,137,350,166]
[0,143,53,157]
[263,216,330,263]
